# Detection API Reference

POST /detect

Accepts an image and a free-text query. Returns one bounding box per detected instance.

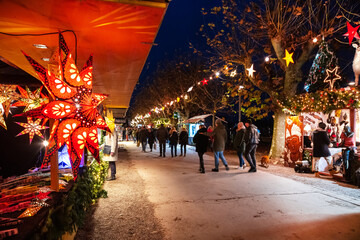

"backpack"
[254,128,260,144]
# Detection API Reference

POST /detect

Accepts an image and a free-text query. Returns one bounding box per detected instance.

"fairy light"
[215,72,220,77]
[265,56,270,62]
[43,140,49,147]
[312,37,318,43]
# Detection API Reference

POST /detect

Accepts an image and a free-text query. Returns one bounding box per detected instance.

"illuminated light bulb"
[239,85,244,90]
[75,104,80,109]
[187,86,193,92]
[215,72,220,77]
[349,82,355,86]
[197,82,201,85]
[43,140,49,147]
[312,37,318,43]
[184,94,189,100]
[265,56,270,62]
[230,70,237,77]
[210,77,213,80]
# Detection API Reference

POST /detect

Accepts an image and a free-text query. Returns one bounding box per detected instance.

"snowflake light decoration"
[16,33,110,179]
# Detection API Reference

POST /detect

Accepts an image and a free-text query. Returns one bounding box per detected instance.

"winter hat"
[318,122,326,130]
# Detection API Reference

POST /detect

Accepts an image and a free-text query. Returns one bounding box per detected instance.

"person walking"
[312,122,335,177]
[244,119,260,172]
[103,129,118,180]
[233,122,246,169]
[156,124,168,157]
[207,126,214,152]
[208,119,229,172]
[138,126,148,152]
[193,125,209,173]
[147,126,156,152]
[179,127,189,157]
[169,127,179,157]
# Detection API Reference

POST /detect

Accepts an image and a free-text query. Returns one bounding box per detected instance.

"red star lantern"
[343,22,360,45]
[12,86,48,112]
[15,117,48,144]
[201,78,209,85]
[16,33,110,180]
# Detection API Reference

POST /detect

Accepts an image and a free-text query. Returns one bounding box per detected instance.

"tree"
[199,0,359,159]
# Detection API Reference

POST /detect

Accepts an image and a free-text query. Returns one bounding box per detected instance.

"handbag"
[103,145,111,155]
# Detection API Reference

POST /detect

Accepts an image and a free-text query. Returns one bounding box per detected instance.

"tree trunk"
[269,109,287,161]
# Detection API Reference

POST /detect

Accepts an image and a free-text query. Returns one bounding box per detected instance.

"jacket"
[169,131,179,145]
[211,123,227,152]
[156,126,168,142]
[103,130,118,162]
[233,128,246,153]
[138,128,148,142]
[193,128,209,153]
[245,124,259,145]
[147,129,156,144]
[312,128,331,157]
[179,131,189,145]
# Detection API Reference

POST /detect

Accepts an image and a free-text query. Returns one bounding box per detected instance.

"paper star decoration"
[16,33,110,180]
[246,64,256,77]
[16,117,48,144]
[0,85,20,130]
[13,86,48,112]
[283,50,294,67]
[324,66,341,90]
[201,78,209,85]
[105,110,115,133]
[343,22,360,45]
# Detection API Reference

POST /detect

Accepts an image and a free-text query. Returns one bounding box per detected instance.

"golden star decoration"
[13,86,48,112]
[324,66,341,90]
[105,111,115,133]
[283,50,294,67]
[246,64,256,77]
[0,85,20,129]
[16,117,48,144]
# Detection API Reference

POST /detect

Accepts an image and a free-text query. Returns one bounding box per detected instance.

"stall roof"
[0,0,167,111]
[184,114,213,123]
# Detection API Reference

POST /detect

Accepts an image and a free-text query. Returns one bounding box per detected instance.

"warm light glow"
[33,44,48,49]
[265,56,270,62]
[230,70,236,77]
[246,64,256,77]
[349,82,356,86]
[184,94,189,100]
[187,86,193,92]
[215,72,220,77]
[43,140,49,147]
[42,58,50,62]
[312,37,318,43]
[238,85,244,90]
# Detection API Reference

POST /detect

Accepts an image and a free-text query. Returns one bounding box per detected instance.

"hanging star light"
[283,50,294,67]
[201,78,209,85]
[343,22,360,45]
[15,117,48,144]
[105,110,115,133]
[230,70,237,77]
[324,66,341,90]
[246,64,256,77]
[0,85,20,130]
[13,86,48,112]
[16,33,110,180]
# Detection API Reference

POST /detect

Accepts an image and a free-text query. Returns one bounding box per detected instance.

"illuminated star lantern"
[324,66,341,90]
[343,22,360,45]
[283,50,294,67]
[201,78,209,85]
[0,84,20,129]
[16,117,48,144]
[13,86,48,112]
[16,33,110,180]
[105,110,115,133]
[246,64,256,77]
[230,70,237,77]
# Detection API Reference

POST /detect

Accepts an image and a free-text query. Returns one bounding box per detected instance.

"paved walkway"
[78,142,360,240]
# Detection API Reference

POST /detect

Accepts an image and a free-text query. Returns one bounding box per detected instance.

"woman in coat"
[169,127,179,157]
[233,122,246,169]
[193,125,209,173]
[147,127,156,152]
[179,127,189,157]
[103,129,119,180]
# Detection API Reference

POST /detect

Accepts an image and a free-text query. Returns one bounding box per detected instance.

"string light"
[265,56,270,62]
[312,37,318,43]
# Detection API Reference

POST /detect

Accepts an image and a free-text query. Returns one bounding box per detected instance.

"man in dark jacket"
[208,119,229,172]
[244,119,260,172]
[138,126,148,152]
[193,125,209,173]
[312,122,335,177]
[156,124,168,157]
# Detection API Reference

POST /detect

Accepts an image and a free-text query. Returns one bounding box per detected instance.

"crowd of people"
[125,119,261,175]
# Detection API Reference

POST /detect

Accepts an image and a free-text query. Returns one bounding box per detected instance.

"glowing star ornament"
[343,22,360,45]
[13,86,48,112]
[283,50,294,67]
[16,33,110,180]
[16,117,48,144]
[324,66,341,90]
[0,85,20,129]
[105,111,115,133]
[246,64,256,77]
[201,78,209,85]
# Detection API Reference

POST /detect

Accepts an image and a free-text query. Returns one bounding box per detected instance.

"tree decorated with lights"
[304,41,339,92]
[198,0,358,160]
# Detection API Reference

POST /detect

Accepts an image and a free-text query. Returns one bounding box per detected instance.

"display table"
[305,147,344,172]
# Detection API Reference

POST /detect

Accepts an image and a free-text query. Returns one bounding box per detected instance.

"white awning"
[183,114,212,123]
